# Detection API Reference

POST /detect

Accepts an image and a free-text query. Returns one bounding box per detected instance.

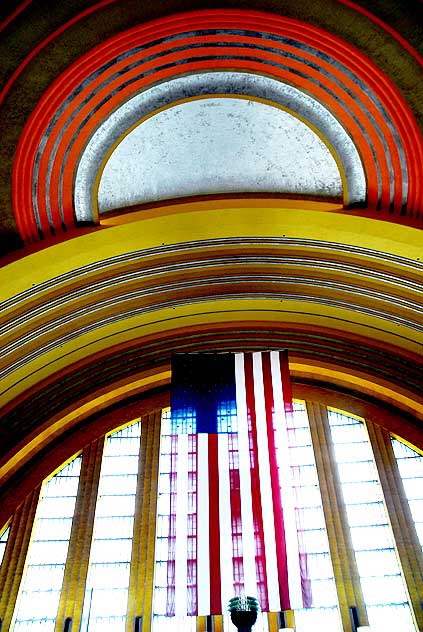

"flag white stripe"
[174,433,188,616]
[252,352,281,611]
[197,433,210,615]
[218,433,234,610]
[235,353,257,597]
[270,351,303,609]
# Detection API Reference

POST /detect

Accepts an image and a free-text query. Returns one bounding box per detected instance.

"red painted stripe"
[12,10,423,241]
[261,352,291,609]
[208,433,221,614]
[0,0,33,33]
[243,353,269,611]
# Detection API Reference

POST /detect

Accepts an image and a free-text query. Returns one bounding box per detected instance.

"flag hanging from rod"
[166,351,311,617]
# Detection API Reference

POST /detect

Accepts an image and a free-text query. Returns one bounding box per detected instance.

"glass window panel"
[22,565,66,591]
[155,537,170,561]
[82,421,140,631]
[367,604,416,632]
[340,481,382,504]
[290,464,318,486]
[93,516,134,539]
[0,525,10,566]
[97,474,138,495]
[333,442,373,463]
[306,553,336,580]
[157,494,171,516]
[328,410,415,630]
[296,506,326,529]
[36,495,77,519]
[330,424,367,444]
[392,440,422,459]
[309,578,339,607]
[286,444,315,465]
[152,615,197,632]
[153,588,168,616]
[287,427,312,447]
[402,477,423,500]
[345,502,386,527]
[14,590,62,619]
[395,456,423,477]
[12,455,82,630]
[293,485,322,508]
[355,550,401,577]
[90,538,133,563]
[89,588,129,616]
[14,622,55,632]
[409,500,423,522]
[415,522,423,543]
[361,575,408,604]
[42,475,80,498]
[104,438,140,457]
[83,617,126,632]
[350,525,392,551]
[99,455,139,476]
[89,563,131,589]
[300,529,330,554]
[337,460,376,483]
[95,494,136,517]
[31,517,73,541]
[27,541,70,565]
[294,606,342,632]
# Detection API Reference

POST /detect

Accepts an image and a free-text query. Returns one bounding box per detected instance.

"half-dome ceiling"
[97,97,344,212]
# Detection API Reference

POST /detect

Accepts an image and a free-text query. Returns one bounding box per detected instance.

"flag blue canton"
[171,354,237,434]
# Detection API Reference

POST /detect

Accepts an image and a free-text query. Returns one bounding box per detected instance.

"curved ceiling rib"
[11,10,423,243]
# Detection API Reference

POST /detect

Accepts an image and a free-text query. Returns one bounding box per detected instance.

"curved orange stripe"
[12,10,423,240]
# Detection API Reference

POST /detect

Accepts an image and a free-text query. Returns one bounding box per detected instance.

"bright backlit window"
[11,455,82,631]
[328,409,416,632]
[0,524,10,567]
[392,438,423,550]
[287,402,341,632]
[80,422,141,632]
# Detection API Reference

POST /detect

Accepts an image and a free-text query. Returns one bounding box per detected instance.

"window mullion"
[366,420,423,631]
[55,439,104,632]
[0,488,40,629]
[306,401,368,631]
[126,411,161,632]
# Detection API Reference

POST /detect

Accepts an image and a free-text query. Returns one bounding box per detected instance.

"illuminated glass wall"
[0,525,10,567]
[392,438,423,550]
[11,456,82,631]
[80,422,141,632]
[328,409,416,632]
[287,402,342,632]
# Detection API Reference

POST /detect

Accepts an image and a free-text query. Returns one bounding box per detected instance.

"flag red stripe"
[262,352,291,609]
[244,353,269,611]
[208,433,222,613]
[279,350,312,607]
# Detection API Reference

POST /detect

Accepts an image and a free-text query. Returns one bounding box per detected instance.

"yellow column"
[126,410,161,632]
[306,401,368,631]
[0,487,40,628]
[55,438,104,632]
[366,421,423,631]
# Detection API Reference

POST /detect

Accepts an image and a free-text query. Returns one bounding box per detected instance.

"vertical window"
[153,410,197,632]
[287,402,342,632]
[11,455,82,631]
[0,524,10,567]
[328,409,416,632]
[80,422,141,632]
[392,438,423,550]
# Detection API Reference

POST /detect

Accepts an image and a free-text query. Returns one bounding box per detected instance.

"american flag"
[165,351,311,616]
